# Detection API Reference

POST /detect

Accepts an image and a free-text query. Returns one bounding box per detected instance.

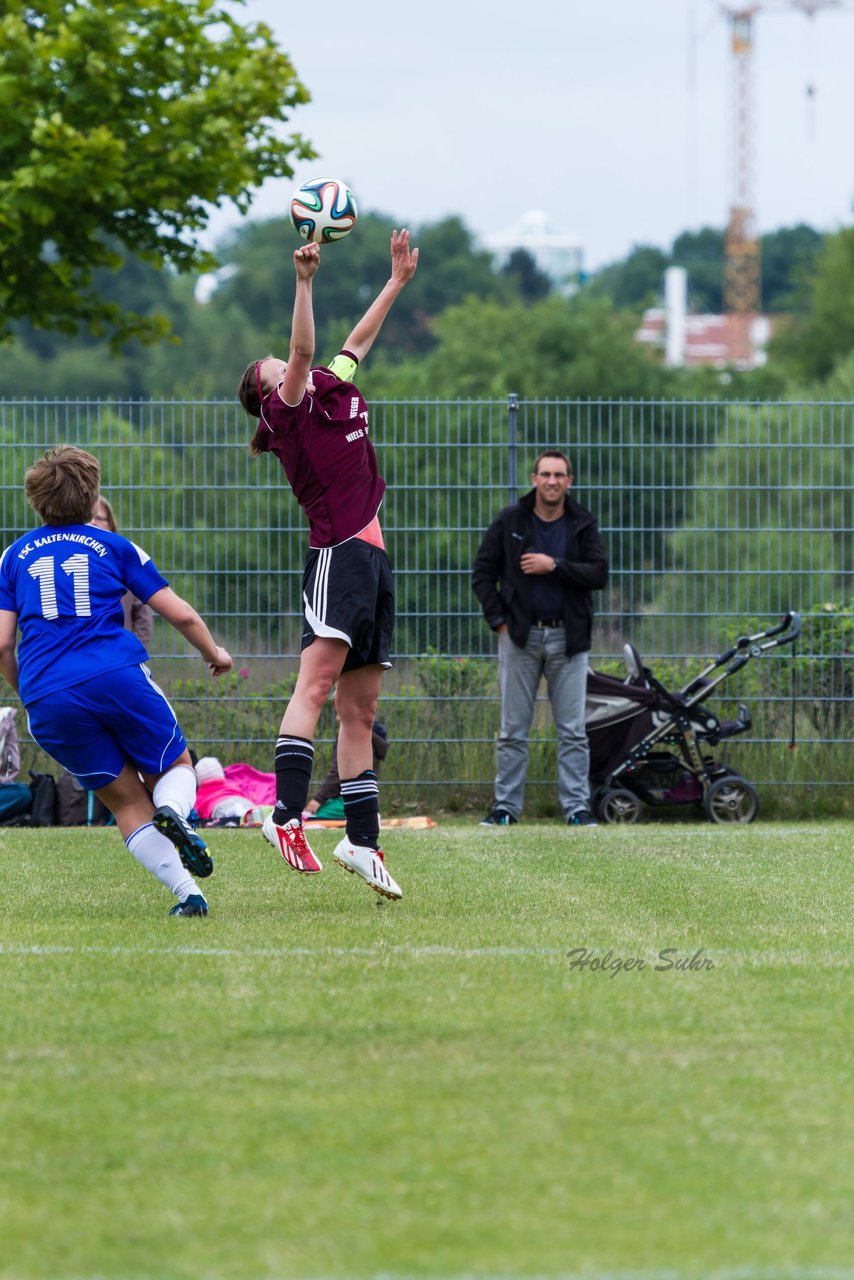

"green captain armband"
[327,351,359,382]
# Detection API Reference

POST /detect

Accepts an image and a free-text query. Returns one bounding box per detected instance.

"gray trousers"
[494,628,590,820]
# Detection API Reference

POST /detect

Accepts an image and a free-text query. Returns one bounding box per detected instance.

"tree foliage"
[768,227,854,382]
[589,224,825,318]
[0,0,314,345]
[653,403,854,624]
[587,244,669,310]
[759,224,824,314]
[213,212,511,365]
[363,293,667,401]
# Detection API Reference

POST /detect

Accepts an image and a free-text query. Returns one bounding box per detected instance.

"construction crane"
[721,1,852,316]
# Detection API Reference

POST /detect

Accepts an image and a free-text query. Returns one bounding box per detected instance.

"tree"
[760,224,824,314]
[654,403,854,628]
[211,212,517,366]
[367,292,667,401]
[588,231,725,314]
[587,244,669,310]
[670,227,724,313]
[0,0,314,346]
[768,227,854,382]
[589,224,826,322]
[499,249,551,303]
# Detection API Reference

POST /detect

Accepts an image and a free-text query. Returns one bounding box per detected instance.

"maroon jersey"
[254,365,386,548]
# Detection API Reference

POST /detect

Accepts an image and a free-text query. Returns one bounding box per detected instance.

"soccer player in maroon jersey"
[238,229,419,900]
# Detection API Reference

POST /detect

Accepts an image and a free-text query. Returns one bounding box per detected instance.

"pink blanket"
[223,763,277,806]
[195,777,250,820]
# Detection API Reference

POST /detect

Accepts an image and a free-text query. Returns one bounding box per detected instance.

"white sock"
[152,764,196,820]
[126,821,200,901]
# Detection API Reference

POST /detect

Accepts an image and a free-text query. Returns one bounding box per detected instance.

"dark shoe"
[479,808,518,827]
[567,809,599,827]
[169,894,208,917]
[154,805,214,878]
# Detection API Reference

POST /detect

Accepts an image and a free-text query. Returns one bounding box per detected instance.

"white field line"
[458,826,840,837]
[48,1269,854,1280]
[0,942,849,967]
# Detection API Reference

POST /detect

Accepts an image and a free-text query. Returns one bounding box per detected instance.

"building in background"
[636,266,772,370]
[485,210,583,296]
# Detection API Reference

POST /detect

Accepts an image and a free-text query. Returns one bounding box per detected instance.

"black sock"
[341,770,380,849]
[274,736,314,823]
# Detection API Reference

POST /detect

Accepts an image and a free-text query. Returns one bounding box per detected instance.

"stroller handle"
[733,610,801,655]
[761,610,801,644]
[681,611,801,698]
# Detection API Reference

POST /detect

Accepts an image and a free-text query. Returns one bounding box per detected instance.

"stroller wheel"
[597,788,642,825]
[590,785,612,820]
[703,775,760,824]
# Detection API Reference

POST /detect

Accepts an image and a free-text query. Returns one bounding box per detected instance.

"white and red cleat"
[262,814,323,874]
[333,838,402,900]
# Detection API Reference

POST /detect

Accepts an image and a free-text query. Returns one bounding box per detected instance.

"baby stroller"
[586,612,800,824]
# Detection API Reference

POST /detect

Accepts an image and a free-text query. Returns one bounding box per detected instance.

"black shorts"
[301,539,395,672]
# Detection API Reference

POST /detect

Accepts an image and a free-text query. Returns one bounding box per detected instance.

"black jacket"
[472,489,608,656]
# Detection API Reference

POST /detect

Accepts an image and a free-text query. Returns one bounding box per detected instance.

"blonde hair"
[25,446,101,526]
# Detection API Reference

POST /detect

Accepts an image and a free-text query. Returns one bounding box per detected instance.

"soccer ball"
[290,177,358,244]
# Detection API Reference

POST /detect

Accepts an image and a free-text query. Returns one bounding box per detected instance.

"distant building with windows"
[635,267,772,371]
[484,210,583,296]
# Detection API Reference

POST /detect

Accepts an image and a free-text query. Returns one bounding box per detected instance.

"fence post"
[507,392,519,501]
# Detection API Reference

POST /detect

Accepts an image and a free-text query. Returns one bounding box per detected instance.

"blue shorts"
[26,663,187,791]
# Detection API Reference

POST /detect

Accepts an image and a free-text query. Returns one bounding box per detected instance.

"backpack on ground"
[28,772,57,827]
[55,771,110,826]
[55,771,87,825]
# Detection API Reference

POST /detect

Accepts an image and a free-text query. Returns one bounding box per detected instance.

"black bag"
[55,770,110,826]
[28,772,57,827]
[55,771,87,825]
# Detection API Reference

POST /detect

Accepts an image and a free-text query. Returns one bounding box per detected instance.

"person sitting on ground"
[194,756,260,826]
[305,720,389,820]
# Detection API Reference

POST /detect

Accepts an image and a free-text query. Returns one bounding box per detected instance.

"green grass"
[1,821,852,1280]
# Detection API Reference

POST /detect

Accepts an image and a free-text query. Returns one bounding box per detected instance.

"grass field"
[1,819,851,1280]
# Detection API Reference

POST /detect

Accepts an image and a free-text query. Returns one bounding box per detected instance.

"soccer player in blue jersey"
[237,231,418,901]
[0,446,233,917]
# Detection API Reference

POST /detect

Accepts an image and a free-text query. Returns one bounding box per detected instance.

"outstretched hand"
[390,228,419,287]
[294,242,320,280]
[208,646,233,677]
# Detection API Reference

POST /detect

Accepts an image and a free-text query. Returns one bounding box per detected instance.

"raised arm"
[281,242,320,406]
[343,229,419,363]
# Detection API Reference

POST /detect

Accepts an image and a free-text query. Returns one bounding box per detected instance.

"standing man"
[472,449,608,827]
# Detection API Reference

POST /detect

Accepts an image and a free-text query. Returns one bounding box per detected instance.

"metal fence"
[1,396,852,815]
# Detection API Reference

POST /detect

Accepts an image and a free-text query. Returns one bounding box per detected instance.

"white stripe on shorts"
[303,596,351,644]
[312,547,331,621]
[140,663,180,771]
[304,547,351,644]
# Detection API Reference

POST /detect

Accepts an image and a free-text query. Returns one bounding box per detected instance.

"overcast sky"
[211,0,854,271]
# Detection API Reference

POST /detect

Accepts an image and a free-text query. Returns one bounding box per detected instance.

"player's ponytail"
[237,360,263,418]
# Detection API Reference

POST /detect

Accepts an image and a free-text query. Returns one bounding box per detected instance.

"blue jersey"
[0,524,168,705]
